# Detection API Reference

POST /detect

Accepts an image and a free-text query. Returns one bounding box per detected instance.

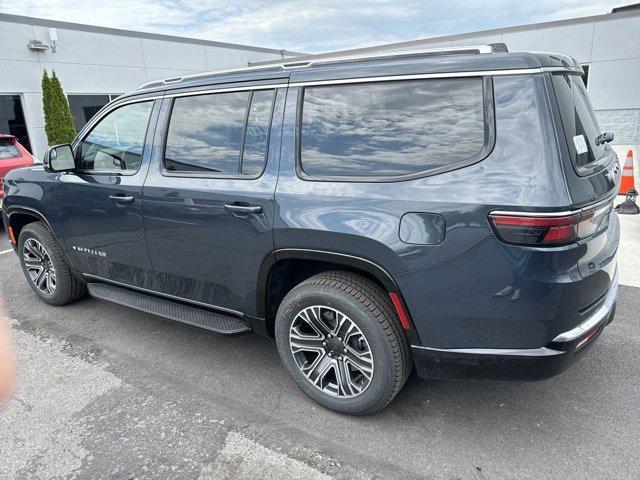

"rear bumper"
[412,269,618,381]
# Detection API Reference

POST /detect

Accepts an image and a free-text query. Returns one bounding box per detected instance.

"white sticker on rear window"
[573,135,588,155]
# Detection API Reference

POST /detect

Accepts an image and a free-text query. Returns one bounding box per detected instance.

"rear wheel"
[275,271,411,415]
[18,222,86,306]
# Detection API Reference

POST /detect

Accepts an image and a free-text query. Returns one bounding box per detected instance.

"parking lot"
[1,215,639,480]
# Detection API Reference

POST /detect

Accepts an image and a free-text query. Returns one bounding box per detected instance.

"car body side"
[1,51,619,381]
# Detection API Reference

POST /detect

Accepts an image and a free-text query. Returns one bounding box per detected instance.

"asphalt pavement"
[0,225,639,479]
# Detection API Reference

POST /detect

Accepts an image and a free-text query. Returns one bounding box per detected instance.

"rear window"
[299,78,487,179]
[0,139,20,160]
[552,74,605,171]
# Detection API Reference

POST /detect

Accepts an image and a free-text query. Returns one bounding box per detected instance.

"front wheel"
[18,222,86,306]
[275,271,411,415]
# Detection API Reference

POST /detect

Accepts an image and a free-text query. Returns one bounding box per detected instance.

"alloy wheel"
[289,305,374,398]
[22,238,57,295]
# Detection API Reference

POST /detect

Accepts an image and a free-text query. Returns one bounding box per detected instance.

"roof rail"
[280,44,506,69]
[137,43,507,90]
[137,63,289,90]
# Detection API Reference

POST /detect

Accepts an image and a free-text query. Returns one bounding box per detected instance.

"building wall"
[0,16,288,159]
[369,10,640,147]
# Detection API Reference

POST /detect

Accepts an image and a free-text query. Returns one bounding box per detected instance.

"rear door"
[142,85,285,314]
[58,99,161,289]
[549,72,619,309]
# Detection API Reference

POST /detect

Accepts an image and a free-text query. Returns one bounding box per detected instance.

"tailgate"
[576,200,618,311]
[549,71,619,310]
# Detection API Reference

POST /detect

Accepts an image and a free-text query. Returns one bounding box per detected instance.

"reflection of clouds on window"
[300,79,485,177]
[242,90,274,175]
[165,92,249,173]
[86,102,153,153]
[80,101,153,172]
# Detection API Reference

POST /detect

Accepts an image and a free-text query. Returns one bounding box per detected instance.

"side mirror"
[44,144,75,173]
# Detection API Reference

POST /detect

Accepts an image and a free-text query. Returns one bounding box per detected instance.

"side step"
[87,283,250,334]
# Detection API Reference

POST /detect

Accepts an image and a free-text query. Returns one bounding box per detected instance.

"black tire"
[275,271,411,415]
[18,222,86,306]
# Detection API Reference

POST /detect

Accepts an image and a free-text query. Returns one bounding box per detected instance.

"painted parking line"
[0,249,14,255]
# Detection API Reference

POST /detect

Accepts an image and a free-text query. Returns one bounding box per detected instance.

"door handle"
[224,203,262,214]
[109,195,135,204]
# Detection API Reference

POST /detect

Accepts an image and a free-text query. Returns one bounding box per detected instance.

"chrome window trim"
[162,83,288,99]
[288,68,544,88]
[79,85,286,137]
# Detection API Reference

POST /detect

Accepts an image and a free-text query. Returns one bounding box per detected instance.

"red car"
[0,134,35,210]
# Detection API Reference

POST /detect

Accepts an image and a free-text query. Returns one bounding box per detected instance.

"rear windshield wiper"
[595,132,614,145]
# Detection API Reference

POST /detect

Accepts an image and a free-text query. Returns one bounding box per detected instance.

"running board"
[87,283,250,334]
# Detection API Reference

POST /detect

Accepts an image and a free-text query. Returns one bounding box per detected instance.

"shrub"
[41,70,77,145]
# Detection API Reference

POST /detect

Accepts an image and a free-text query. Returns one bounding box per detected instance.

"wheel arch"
[5,207,76,271]
[5,207,54,242]
[256,248,421,344]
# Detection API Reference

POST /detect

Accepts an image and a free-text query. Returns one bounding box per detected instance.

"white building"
[0,13,296,159]
[2,6,640,168]
[273,4,640,161]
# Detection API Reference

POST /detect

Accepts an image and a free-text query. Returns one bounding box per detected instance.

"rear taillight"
[489,203,612,247]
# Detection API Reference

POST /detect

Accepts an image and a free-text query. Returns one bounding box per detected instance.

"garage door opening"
[0,95,31,154]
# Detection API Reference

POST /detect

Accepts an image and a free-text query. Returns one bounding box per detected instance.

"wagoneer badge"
[72,246,107,258]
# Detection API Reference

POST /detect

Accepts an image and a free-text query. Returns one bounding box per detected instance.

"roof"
[611,3,640,13]
[0,12,304,56]
[122,46,580,101]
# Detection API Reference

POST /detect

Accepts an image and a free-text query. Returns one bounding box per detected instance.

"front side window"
[78,101,153,173]
[164,89,275,175]
[299,78,487,179]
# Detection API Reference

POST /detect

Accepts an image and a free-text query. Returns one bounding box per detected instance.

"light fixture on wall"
[26,28,58,53]
[26,39,50,52]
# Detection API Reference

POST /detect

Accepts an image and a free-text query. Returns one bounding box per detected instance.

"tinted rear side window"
[552,74,605,171]
[164,89,275,175]
[0,139,20,160]
[299,78,487,179]
[165,91,249,174]
[241,90,275,175]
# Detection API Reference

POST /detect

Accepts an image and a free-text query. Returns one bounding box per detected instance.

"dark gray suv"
[2,44,620,414]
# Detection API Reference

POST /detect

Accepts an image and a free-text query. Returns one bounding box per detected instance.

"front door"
[142,87,284,314]
[57,99,161,290]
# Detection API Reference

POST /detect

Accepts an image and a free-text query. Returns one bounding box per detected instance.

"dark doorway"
[68,94,122,131]
[0,95,32,153]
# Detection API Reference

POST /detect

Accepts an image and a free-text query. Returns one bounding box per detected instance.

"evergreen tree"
[41,70,77,145]
[41,70,53,143]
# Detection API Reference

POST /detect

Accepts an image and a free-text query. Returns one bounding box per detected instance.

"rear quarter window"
[299,77,490,180]
[551,74,605,172]
[0,139,20,160]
